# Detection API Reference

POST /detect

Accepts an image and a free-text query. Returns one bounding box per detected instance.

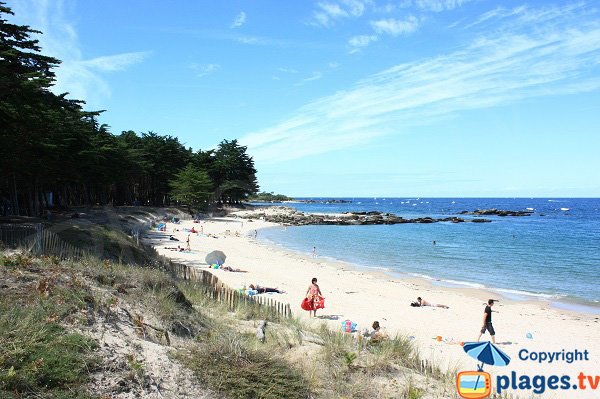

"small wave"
[493,287,560,300]
[561,207,570,211]
[410,273,485,289]
[526,207,534,211]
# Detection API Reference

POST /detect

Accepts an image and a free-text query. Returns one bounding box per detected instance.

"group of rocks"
[458,208,533,217]
[242,210,493,226]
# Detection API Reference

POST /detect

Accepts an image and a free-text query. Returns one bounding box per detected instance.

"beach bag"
[341,320,357,333]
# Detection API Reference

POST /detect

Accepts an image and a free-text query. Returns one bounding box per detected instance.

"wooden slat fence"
[148,247,292,320]
[0,223,90,260]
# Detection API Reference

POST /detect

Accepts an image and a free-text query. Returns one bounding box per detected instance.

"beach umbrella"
[205,250,226,266]
[463,341,511,369]
[463,341,511,393]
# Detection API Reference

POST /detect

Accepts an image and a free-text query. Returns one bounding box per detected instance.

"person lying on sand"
[413,297,449,309]
[220,265,247,273]
[249,284,285,294]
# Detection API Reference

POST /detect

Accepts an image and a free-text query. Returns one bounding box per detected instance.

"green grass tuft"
[0,304,96,395]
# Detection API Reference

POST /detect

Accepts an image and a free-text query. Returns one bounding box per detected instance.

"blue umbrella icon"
[463,341,511,392]
[463,341,511,370]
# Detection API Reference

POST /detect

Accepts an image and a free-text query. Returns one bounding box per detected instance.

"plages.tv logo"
[457,371,492,399]
[456,341,512,399]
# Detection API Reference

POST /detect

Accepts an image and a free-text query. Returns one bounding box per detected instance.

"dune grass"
[1,228,454,399]
[0,255,97,398]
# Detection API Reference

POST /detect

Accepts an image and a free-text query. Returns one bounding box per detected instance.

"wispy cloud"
[278,67,299,73]
[414,0,472,12]
[189,63,220,78]
[370,16,421,36]
[348,34,378,48]
[241,4,600,163]
[294,72,324,86]
[310,0,368,27]
[10,0,149,108]
[81,52,151,71]
[231,11,246,28]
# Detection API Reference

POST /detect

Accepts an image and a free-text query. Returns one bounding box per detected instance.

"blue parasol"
[205,250,226,266]
[462,341,511,392]
[463,341,511,369]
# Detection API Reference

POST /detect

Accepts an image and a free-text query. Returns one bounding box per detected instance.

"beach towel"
[301,296,325,311]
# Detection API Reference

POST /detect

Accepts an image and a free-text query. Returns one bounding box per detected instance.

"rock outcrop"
[458,208,533,217]
[240,210,491,226]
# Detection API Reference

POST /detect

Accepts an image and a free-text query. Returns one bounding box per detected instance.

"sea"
[255,198,600,314]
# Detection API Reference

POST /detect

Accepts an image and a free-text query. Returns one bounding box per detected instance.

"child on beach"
[477,299,497,343]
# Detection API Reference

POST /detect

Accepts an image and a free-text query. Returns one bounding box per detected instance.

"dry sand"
[148,208,599,398]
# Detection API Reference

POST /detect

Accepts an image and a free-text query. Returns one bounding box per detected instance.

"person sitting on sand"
[249,284,285,294]
[370,321,389,343]
[416,297,449,309]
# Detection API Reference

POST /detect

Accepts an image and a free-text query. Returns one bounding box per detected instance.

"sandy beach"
[148,208,599,398]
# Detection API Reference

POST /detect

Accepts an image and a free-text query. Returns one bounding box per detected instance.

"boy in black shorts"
[477,299,496,343]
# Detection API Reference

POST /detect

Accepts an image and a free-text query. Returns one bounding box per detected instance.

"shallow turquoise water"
[257,198,600,308]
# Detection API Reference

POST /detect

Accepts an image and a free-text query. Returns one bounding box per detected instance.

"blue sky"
[7,0,600,197]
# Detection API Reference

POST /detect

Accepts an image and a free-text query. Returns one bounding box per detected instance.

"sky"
[6,0,600,197]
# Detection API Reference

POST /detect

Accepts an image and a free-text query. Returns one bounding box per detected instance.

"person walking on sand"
[311,246,317,258]
[186,234,191,251]
[304,277,324,317]
[477,299,496,343]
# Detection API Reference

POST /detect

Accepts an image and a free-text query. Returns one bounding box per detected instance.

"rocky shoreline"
[240,208,492,226]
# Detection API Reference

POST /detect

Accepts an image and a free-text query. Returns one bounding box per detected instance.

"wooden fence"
[154,251,292,320]
[1,222,292,320]
[0,223,90,260]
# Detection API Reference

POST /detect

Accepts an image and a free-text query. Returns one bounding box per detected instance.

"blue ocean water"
[256,198,600,308]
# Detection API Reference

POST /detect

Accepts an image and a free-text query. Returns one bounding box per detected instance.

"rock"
[461,208,533,217]
[166,286,193,310]
[256,320,267,343]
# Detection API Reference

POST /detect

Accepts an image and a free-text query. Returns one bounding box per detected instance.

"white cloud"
[295,72,324,86]
[231,11,246,28]
[9,0,148,108]
[341,0,367,16]
[370,16,421,36]
[415,0,472,12]
[190,63,220,78]
[348,34,378,47]
[278,67,299,73]
[310,0,369,27]
[241,4,600,163]
[82,52,151,71]
[319,2,349,18]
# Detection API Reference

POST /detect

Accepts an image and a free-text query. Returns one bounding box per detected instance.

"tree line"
[0,3,258,217]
